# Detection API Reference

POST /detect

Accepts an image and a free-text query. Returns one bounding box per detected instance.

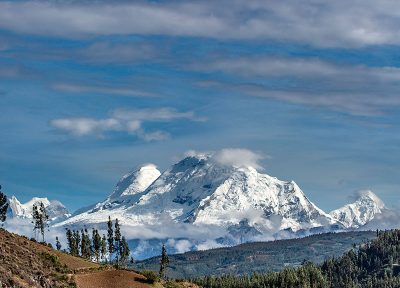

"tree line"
[193,229,400,288]
[65,216,131,266]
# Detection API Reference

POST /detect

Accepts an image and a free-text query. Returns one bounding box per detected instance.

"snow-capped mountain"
[329,190,385,229]
[8,196,70,222]
[5,152,388,259]
[50,152,388,259]
[57,153,336,234]
[107,164,161,202]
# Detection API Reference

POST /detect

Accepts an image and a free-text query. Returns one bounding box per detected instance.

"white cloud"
[182,148,266,169]
[4,217,67,247]
[196,239,225,251]
[197,57,341,78]
[0,1,400,47]
[53,83,157,97]
[78,41,158,63]
[199,56,400,81]
[50,107,204,141]
[361,209,400,231]
[112,107,205,122]
[194,56,400,116]
[138,130,170,142]
[50,118,121,136]
[213,148,265,169]
[167,239,193,254]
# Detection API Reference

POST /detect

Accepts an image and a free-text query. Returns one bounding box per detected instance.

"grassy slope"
[0,228,86,287]
[0,228,196,288]
[137,231,376,278]
[0,228,143,288]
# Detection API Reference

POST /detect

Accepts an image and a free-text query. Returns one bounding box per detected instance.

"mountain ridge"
[330,190,385,228]
[8,195,70,222]
[6,152,387,259]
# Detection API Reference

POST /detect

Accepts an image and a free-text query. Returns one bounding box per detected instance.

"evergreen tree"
[101,234,107,262]
[0,185,9,225]
[86,229,92,259]
[66,229,72,251]
[193,230,400,288]
[39,202,49,242]
[56,236,62,251]
[92,229,102,262]
[114,218,121,265]
[73,230,81,256]
[31,203,40,240]
[119,236,130,266]
[31,202,49,242]
[80,229,86,257]
[107,216,114,262]
[159,244,170,279]
[66,229,75,255]
[80,228,92,259]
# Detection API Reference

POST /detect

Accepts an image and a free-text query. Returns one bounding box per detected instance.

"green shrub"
[38,252,70,273]
[140,270,159,284]
[165,280,182,288]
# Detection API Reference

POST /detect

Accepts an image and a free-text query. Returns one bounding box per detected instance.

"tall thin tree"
[32,202,49,242]
[119,236,130,267]
[31,203,40,240]
[66,229,74,254]
[0,185,9,225]
[114,218,121,265]
[107,216,114,263]
[101,234,107,262]
[159,244,170,279]
[92,229,102,262]
[56,236,62,251]
[38,202,49,242]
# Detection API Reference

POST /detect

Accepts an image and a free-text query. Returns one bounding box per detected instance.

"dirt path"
[74,269,152,288]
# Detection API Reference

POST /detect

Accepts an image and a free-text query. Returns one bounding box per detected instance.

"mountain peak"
[357,190,385,209]
[8,195,69,221]
[330,190,385,228]
[108,164,161,201]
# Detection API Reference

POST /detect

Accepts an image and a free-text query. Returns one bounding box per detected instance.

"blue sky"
[1,0,400,212]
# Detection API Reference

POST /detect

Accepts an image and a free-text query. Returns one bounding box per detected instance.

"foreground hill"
[0,228,98,287]
[137,230,376,278]
[0,228,193,288]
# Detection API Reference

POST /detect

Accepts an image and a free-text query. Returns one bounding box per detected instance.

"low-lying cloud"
[184,148,266,169]
[214,148,265,170]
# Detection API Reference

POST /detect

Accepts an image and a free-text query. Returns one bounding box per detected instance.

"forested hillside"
[138,231,375,278]
[192,229,400,288]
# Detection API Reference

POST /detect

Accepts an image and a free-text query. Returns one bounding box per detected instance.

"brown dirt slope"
[0,229,198,288]
[74,270,151,288]
[0,228,81,287]
[0,228,107,287]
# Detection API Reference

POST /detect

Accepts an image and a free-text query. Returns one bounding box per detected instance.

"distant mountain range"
[8,196,70,222]
[6,152,390,259]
